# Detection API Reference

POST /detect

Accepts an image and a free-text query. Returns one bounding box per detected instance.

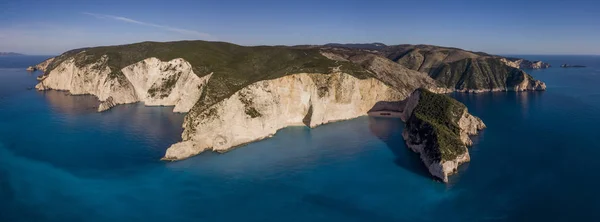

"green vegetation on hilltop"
[43,40,372,113]
[383,45,535,90]
[406,89,467,161]
[432,57,527,90]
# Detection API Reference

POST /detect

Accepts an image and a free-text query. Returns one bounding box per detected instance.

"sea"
[1,55,599,222]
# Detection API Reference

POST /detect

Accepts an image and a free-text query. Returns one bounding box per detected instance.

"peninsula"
[30,40,547,182]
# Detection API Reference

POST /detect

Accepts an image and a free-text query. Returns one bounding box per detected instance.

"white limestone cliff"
[512,76,547,92]
[35,55,211,113]
[457,110,487,146]
[121,58,212,112]
[500,58,551,69]
[162,72,404,160]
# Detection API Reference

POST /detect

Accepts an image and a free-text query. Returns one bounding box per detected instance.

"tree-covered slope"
[382,45,541,90]
[405,89,468,162]
[401,88,485,182]
[430,57,530,90]
[323,43,547,91]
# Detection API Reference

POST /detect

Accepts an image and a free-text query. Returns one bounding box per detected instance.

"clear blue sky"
[1,0,598,55]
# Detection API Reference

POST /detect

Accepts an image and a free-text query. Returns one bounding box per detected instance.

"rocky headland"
[500,58,551,69]
[31,40,546,182]
[400,89,485,182]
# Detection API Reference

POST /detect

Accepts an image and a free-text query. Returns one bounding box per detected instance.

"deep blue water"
[1,55,600,222]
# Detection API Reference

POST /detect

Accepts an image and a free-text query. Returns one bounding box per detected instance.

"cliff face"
[34,41,441,161]
[400,89,485,182]
[500,58,551,69]
[163,72,403,160]
[36,55,211,112]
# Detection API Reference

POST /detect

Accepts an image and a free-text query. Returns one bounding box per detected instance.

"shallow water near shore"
[1,55,600,222]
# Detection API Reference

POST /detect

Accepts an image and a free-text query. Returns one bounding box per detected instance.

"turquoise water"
[1,56,600,221]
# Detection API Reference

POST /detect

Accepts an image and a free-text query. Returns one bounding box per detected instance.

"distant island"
[0,52,25,56]
[561,64,586,68]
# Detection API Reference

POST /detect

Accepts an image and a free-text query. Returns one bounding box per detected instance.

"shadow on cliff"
[367,116,432,179]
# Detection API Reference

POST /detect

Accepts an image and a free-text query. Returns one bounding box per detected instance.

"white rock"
[163,72,404,160]
[36,56,211,113]
[121,57,212,112]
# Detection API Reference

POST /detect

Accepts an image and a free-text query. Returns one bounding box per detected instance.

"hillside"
[383,45,546,91]
[325,43,548,91]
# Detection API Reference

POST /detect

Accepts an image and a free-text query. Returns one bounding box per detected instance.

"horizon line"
[5,40,599,56]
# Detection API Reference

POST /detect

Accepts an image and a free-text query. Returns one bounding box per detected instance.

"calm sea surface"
[1,55,600,222]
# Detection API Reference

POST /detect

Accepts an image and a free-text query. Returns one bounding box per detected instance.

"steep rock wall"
[35,56,211,112]
[162,72,403,160]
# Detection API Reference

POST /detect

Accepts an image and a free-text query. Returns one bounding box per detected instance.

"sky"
[1,0,599,55]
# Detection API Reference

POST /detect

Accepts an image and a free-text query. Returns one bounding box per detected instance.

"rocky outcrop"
[27,58,55,72]
[162,72,403,161]
[512,75,547,91]
[35,56,211,112]
[500,58,551,69]
[98,96,117,112]
[529,61,551,69]
[400,89,485,182]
